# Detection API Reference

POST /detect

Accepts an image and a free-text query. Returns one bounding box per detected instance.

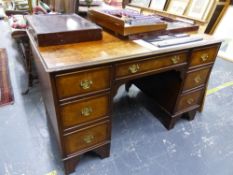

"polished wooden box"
[26,14,102,46]
[88,9,167,36]
[88,9,199,37]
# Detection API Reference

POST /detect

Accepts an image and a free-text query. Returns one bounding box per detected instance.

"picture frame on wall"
[185,0,209,20]
[130,0,151,7]
[149,0,167,11]
[166,0,190,15]
[214,6,233,62]
[202,0,214,21]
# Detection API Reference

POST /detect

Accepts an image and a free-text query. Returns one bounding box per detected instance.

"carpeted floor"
[0,48,14,106]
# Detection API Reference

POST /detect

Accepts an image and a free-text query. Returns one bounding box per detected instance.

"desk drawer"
[55,67,111,100]
[189,45,219,67]
[115,52,187,79]
[60,94,110,129]
[64,120,110,156]
[183,67,211,91]
[176,89,204,112]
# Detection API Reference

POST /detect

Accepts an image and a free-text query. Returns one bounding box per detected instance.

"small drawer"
[55,67,111,100]
[64,120,110,156]
[60,94,110,129]
[183,67,211,91]
[115,52,187,79]
[189,45,219,67]
[175,89,204,112]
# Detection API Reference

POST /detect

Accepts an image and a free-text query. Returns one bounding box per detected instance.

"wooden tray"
[88,9,167,36]
[26,14,102,47]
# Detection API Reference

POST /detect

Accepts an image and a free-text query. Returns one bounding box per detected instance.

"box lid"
[26,14,102,34]
[26,14,102,46]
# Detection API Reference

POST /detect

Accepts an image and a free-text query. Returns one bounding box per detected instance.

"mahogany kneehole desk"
[28,31,221,175]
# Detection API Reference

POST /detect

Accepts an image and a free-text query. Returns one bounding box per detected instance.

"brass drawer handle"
[187,98,194,105]
[171,56,181,64]
[194,75,202,84]
[129,64,140,74]
[80,80,93,90]
[81,107,93,117]
[83,134,94,144]
[201,53,209,62]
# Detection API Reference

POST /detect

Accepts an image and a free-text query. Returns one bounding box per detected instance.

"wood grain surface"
[30,32,222,72]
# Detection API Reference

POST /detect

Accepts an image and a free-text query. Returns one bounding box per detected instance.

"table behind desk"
[28,30,221,175]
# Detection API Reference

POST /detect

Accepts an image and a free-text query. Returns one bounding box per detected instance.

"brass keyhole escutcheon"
[83,135,94,144]
[187,98,194,105]
[171,56,180,64]
[81,107,93,117]
[129,64,140,74]
[80,80,93,90]
[201,53,209,62]
[194,75,202,84]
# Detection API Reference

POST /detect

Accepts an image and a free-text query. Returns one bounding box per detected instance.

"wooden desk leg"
[125,82,133,92]
[92,143,111,159]
[182,110,197,121]
[64,156,80,175]
[164,110,197,130]
[63,144,110,175]
[21,39,34,95]
[163,116,178,130]
[26,43,33,88]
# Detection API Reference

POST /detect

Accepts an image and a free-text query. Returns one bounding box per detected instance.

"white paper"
[133,39,159,50]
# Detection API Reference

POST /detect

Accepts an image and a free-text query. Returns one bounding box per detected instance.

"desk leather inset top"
[28,28,222,175]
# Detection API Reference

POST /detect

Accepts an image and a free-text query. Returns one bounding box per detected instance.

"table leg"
[64,156,80,175]
[92,143,111,159]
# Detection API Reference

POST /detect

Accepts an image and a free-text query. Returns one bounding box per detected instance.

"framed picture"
[149,0,167,10]
[166,0,190,15]
[214,6,233,62]
[130,0,151,8]
[185,0,209,20]
[202,0,214,21]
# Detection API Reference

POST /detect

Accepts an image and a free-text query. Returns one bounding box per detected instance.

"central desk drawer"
[115,52,187,79]
[60,94,110,129]
[55,66,111,100]
[64,120,110,156]
[183,67,211,91]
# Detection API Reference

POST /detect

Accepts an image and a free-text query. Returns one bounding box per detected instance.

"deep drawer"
[183,67,211,91]
[64,120,110,156]
[55,66,111,100]
[115,52,187,79]
[60,94,110,130]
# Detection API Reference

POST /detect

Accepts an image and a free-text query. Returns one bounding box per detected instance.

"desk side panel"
[31,44,62,152]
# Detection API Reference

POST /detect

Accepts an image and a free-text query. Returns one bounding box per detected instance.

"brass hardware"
[201,53,209,62]
[187,98,194,105]
[81,107,93,117]
[80,80,93,90]
[194,75,202,84]
[83,135,94,144]
[171,56,180,64]
[129,64,140,74]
